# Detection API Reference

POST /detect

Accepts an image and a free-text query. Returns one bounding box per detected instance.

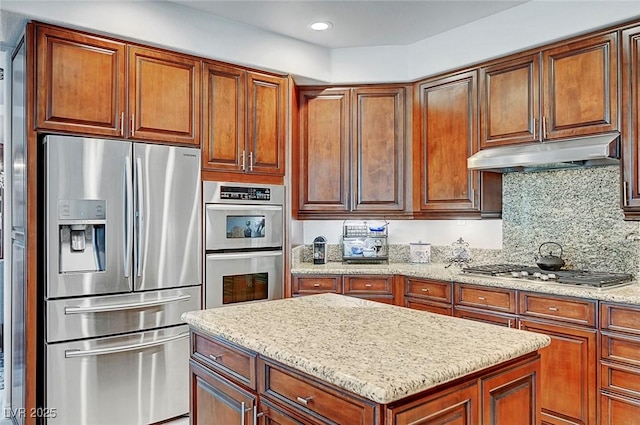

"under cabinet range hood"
[467,132,620,172]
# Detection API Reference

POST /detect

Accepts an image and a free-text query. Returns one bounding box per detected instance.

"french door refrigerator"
[43,135,201,425]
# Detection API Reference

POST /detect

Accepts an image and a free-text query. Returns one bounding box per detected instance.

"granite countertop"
[291,262,640,305]
[182,293,550,404]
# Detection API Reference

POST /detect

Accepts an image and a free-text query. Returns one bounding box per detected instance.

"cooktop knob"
[548,273,557,279]
[533,272,541,278]
[511,272,520,278]
[521,271,529,277]
[540,274,549,281]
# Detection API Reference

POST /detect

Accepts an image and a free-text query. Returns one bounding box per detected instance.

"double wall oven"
[204,182,284,308]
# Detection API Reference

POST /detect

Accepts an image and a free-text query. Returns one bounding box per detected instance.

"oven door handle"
[64,332,190,358]
[205,204,282,212]
[206,251,282,261]
[64,294,192,315]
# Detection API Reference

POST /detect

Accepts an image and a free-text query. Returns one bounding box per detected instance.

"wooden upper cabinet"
[128,46,201,145]
[35,24,126,136]
[621,25,640,217]
[295,85,408,217]
[202,62,246,171]
[296,89,350,213]
[247,72,286,175]
[480,54,540,148]
[416,70,480,217]
[202,63,286,176]
[543,32,618,140]
[352,87,405,212]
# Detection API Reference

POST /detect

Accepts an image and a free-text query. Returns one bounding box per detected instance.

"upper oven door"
[205,204,283,251]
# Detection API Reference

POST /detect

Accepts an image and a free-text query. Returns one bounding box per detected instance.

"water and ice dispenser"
[58,200,106,273]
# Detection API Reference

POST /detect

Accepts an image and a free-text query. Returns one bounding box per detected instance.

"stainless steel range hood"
[467,132,620,172]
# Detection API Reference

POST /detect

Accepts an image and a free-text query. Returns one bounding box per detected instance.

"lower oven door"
[45,325,189,425]
[205,250,283,309]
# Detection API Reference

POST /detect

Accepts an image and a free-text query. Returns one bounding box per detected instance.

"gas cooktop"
[461,264,634,288]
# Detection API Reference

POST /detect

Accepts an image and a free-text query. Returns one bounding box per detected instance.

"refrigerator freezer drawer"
[46,286,201,342]
[46,325,190,425]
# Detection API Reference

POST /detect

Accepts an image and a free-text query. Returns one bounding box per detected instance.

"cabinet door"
[621,26,640,214]
[519,319,597,425]
[481,359,540,425]
[128,46,200,144]
[247,72,286,175]
[352,86,406,212]
[387,382,478,425]
[202,61,245,172]
[296,89,350,214]
[417,70,480,217]
[543,32,618,140]
[35,24,126,137]
[190,360,256,425]
[480,53,540,147]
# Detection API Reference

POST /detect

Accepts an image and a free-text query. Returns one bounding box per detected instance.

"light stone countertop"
[182,293,550,404]
[291,262,640,305]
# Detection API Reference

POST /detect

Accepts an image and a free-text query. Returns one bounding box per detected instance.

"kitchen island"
[182,293,550,424]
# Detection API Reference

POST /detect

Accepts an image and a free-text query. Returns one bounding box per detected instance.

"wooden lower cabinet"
[404,277,453,315]
[600,302,640,425]
[190,360,256,425]
[192,331,541,425]
[292,274,395,304]
[519,318,597,425]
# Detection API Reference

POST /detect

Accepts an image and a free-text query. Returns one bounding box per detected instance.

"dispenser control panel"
[58,200,106,220]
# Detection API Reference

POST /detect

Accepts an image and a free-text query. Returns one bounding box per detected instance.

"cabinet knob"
[548,306,559,312]
[421,288,429,292]
[478,296,486,301]
[365,283,373,288]
[313,283,321,287]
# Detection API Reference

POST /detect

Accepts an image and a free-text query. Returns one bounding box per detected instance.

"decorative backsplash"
[502,165,640,276]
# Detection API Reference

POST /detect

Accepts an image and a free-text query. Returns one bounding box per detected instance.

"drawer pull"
[365,283,373,288]
[296,396,313,406]
[548,307,559,312]
[313,283,321,287]
[478,296,487,301]
[421,288,429,292]
[209,354,223,362]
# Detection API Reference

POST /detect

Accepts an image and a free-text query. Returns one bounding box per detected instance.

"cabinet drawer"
[519,292,596,327]
[344,275,393,295]
[454,307,517,328]
[406,299,453,316]
[259,359,376,425]
[602,332,640,367]
[454,284,516,313]
[192,333,257,389]
[405,278,451,303]
[293,275,342,294]
[601,361,640,398]
[601,303,640,335]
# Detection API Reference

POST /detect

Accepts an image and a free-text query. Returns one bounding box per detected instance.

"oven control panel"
[220,186,271,201]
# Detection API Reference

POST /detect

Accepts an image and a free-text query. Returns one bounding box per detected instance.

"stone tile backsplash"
[502,165,640,276]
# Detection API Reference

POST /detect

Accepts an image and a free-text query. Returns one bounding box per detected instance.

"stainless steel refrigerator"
[43,135,201,425]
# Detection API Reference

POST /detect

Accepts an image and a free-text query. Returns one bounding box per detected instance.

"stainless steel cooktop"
[461,264,634,288]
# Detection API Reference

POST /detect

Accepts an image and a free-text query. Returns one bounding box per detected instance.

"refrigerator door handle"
[64,294,192,315]
[64,332,189,358]
[124,158,133,278]
[135,156,145,278]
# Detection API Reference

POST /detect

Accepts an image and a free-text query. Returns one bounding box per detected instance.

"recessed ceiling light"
[310,21,332,31]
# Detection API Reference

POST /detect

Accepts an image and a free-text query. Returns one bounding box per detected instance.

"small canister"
[409,242,431,264]
[313,236,328,264]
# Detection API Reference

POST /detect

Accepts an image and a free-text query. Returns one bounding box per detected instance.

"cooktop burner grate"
[462,264,633,288]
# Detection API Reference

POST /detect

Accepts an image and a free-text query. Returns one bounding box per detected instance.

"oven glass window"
[226,215,266,239]
[223,273,269,304]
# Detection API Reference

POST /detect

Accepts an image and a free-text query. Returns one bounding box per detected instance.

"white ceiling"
[167,0,529,49]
